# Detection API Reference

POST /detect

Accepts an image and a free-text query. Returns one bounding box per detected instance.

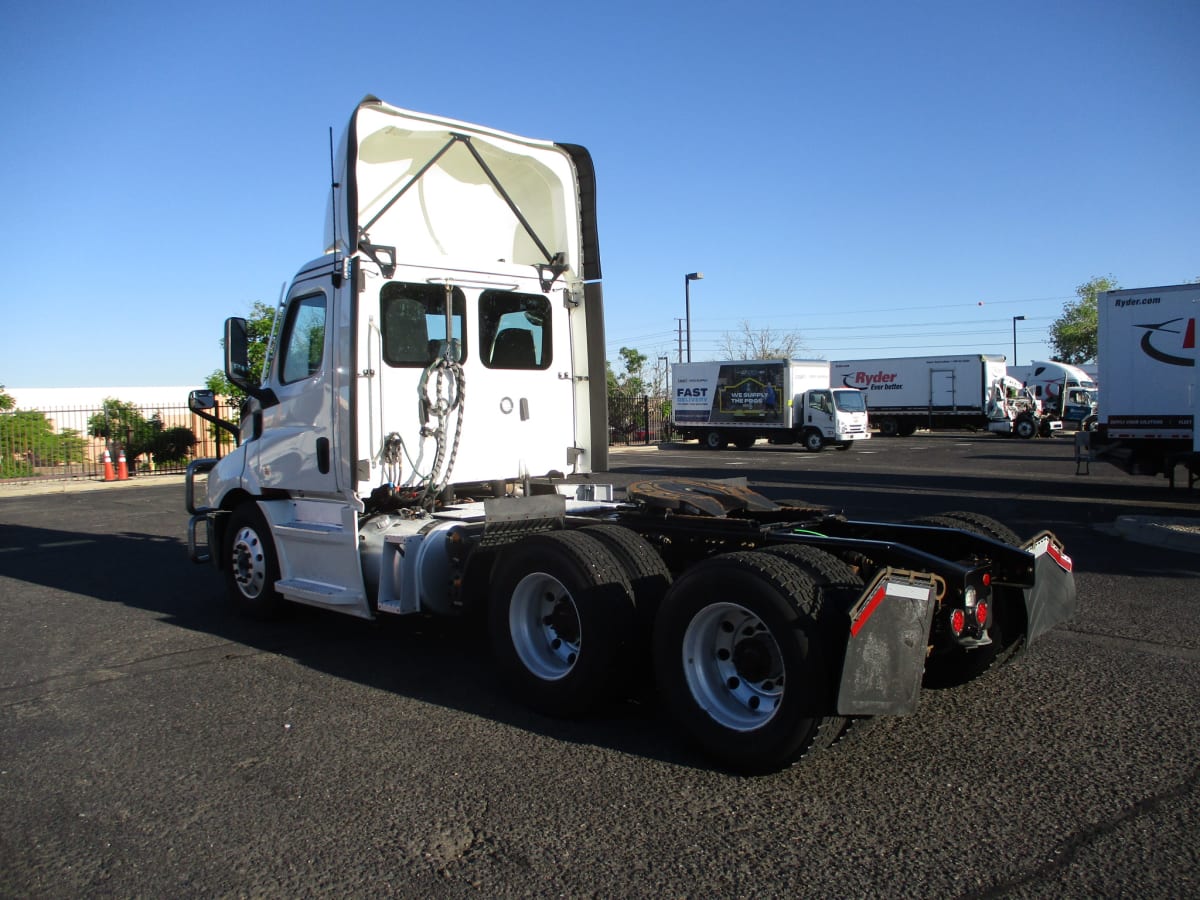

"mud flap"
[837,570,937,716]
[1022,533,1076,647]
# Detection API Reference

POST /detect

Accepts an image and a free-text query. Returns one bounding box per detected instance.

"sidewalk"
[0,474,187,499]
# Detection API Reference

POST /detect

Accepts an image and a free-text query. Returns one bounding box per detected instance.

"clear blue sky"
[2,0,1196,389]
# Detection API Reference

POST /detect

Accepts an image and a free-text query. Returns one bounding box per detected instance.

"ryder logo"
[1135,317,1196,367]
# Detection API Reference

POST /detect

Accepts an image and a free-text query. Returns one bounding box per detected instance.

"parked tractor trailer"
[833,354,1060,438]
[184,97,1076,773]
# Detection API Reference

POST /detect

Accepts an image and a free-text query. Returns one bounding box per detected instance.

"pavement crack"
[0,641,272,707]
[963,765,1200,899]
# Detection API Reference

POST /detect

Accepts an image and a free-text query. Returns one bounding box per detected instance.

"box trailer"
[671,359,870,451]
[832,354,1057,438]
[1093,282,1199,477]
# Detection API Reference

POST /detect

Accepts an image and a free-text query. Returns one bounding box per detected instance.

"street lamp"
[1012,315,1025,366]
[684,272,704,362]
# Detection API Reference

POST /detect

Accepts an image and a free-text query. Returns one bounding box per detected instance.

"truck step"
[275,577,364,608]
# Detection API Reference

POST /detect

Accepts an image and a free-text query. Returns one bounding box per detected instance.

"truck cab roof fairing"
[325,96,600,282]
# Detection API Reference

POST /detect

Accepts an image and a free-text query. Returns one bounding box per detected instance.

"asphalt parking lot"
[2,432,1198,897]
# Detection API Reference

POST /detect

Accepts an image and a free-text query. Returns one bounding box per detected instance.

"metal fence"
[2,391,669,483]
[608,390,673,446]
[0,402,240,483]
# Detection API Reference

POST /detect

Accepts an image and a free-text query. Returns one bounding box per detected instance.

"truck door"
[806,390,835,434]
[465,288,577,478]
[248,278,340,496]
[930,369,956,409]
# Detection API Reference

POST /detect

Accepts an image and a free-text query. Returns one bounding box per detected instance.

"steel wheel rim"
[231,525,267,599]
[682,601,784,731]
[509,572,581,681]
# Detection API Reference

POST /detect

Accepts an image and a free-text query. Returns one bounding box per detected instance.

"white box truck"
[1008,361,1098,429]
[832,354,1058,438]
[1093,282,1199,478]
[670,359,870,451]
[183,97,1076,773]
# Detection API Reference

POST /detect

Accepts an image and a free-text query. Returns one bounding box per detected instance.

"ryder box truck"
[832,354,1058,438]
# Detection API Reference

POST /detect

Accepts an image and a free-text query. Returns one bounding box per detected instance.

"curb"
[1110,516,1200,555]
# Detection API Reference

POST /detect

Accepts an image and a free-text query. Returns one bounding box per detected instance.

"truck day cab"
[671,359,870,451]
[1008,360,1098,429]
[185,97,1076,773]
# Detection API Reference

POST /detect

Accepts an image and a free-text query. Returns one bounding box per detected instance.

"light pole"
[1012,315,1025,365]
[685,272,704,362]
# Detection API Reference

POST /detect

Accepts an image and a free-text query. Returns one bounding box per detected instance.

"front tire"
[802,429,824,453]
[223,503,286,620]
[1014,415,1037,439]
[653,552,839,773]
[489,531,637,716]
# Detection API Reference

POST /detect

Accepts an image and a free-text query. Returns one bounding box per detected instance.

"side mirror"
[225,317,252,390]
[189,389,216,412]
[223,316,279,408]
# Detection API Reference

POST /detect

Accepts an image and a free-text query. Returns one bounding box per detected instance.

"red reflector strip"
[1046,542,1073,572]
[850,586,887,637]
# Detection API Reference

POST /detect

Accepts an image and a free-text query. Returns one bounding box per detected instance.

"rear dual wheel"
[489,530,639,716]
[653,551,842,773]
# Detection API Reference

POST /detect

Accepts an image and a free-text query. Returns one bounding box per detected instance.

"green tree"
[205,300,278,402]
[0,392,85,477]
[1049,276,1116,364]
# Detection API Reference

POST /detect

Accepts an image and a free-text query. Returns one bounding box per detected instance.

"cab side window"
[279,293,327,384]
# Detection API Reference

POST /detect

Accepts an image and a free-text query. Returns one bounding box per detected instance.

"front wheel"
[223,503,286,620]
[1014,415,1037,439]
[489,531,637,716]
[802,429,824,453]
[653,552,839,773]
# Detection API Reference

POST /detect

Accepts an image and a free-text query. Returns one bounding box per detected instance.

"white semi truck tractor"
[185,97,1076,773]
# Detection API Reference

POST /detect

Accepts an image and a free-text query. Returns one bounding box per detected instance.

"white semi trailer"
[1093,282,1199,479]
[832,354,1058,438]
[185,97,1076,773]
[670,359,870,451]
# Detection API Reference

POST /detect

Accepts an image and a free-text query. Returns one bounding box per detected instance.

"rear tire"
[703,430,727,451]
[489,531,637,716]
[581,524,672,640]
[732,433,756,450]
[654,551,840,773]
[224,503,286,620]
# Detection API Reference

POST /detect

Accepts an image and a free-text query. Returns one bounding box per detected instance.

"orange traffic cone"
[102,449,116,482]
[116,449,129,481]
